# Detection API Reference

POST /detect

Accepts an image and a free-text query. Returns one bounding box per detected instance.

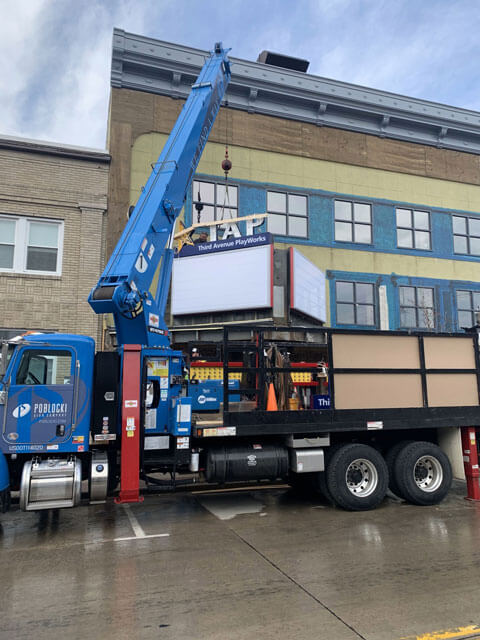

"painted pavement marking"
[400,624,480,640]
[114,503,170,541]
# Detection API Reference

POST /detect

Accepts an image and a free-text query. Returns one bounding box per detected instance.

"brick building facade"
[0,136,109,343]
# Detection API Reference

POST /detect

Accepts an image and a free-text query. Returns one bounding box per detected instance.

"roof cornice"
[0,134,110,162]
[111,29,480,155]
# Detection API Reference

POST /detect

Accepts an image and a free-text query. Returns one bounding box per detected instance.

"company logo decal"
[149,313,160,328]
[12,403,31,418]
[33,403,68,417]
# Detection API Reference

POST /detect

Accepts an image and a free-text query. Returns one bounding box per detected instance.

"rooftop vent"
[257,50,309,73]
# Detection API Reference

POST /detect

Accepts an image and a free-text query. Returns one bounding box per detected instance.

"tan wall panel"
[427,374,479,407]
[332,334,420,369]
[424,337,476,369]
[334,374,423,409]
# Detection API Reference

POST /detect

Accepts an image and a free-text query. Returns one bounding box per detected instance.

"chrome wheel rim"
[345,458,378,497]
[413,456,443,492]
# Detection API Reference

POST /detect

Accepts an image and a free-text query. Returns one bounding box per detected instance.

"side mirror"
[0,343,8,380]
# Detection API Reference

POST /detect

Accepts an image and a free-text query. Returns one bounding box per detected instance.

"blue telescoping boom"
[88,43,231,347]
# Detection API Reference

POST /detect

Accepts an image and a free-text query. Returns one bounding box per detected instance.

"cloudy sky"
[2,0,479,150]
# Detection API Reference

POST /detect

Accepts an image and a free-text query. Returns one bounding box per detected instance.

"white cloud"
[0,0,50,134]
[0,0,479,149]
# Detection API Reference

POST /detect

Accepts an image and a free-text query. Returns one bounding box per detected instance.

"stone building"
[0,135,109,344]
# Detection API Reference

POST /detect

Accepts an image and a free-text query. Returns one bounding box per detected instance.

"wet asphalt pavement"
[1,480,480,640]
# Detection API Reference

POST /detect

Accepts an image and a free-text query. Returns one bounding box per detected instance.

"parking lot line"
[113,533,170,541]
[116,503,170,541]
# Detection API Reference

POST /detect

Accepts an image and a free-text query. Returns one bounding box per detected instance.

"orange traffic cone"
[267,383,278,411]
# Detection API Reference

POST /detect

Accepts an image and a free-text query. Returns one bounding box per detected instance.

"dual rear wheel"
[304,441,452,511]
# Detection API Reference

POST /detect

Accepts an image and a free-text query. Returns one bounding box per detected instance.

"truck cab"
[0,334,95,511]
[0,333,95,455]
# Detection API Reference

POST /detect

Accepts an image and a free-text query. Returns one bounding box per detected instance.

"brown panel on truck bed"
[427,374,479,407]
[424,336,476,369]
[335,373,423,409]
[332,334,420,369]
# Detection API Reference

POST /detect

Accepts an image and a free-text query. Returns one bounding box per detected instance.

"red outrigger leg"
[115,344,144,504]
[461,427,480,501]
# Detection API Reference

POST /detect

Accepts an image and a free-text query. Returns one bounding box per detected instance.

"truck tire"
[311,471,335,505]
[326,443,388,511]
[384,440,414,496]
[393,441,452,506]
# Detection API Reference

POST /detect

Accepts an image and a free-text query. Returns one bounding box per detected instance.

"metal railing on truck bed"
[209,325,480,438]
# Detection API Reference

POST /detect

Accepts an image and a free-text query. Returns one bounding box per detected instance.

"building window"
[399,286,435,329]
[336,281,375,325]
[396,208,431,250]
[0,216,63,275]
[334,200,371,244]
[457,290,480,328]
[267,191,308,238]
[452,215,480,256]
[192,180,238,223]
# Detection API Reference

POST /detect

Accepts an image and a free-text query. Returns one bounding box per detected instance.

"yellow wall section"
[290,243,479,283]
[131,133,480,213]
[130,133,480,327]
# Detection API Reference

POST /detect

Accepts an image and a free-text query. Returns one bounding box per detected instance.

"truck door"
[144,357,170,435]
[2,347,76,447]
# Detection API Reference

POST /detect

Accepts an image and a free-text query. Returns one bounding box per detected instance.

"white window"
[267,191,308,238]
[457,290,480,328]
[334,200,372,244]
[396,208,431,250]
[192,181,238,223]
[453,215,480,255]
[399,286,435,329]
[336,281,376,326]
[0,215,63,275]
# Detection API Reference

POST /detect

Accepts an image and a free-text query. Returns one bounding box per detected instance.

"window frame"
[0,214,64,276]
[399,285,436,329]
[396,208,431,251]
[192,180,239,224]
[335,280,377,327]
[452,214,480,256]
[334,200,372,245]
[266,190,308,239]
[456,289,480,329]
[14,348,73,386]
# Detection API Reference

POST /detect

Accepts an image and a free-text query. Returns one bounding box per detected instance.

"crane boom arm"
[88,43,231,347]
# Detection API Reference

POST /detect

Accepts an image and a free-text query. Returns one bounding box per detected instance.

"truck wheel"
[385,440,414,496]
[393,441,452,506]
[326,443,388,511]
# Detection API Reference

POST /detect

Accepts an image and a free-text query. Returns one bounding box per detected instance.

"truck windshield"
[0,343,15,381]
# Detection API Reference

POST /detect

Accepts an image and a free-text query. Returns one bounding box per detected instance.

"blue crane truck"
[0,42,478,514]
